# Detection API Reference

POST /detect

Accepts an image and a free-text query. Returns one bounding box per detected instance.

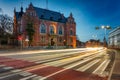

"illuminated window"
[40,23,46,33]
[58,26,63,35]
[50,26,54,34]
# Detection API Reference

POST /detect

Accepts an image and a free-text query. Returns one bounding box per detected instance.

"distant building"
[13,3,76,48]
[85,39,103,47]
[76,40,85,48]
[103,37,107,47]
[108,27,120,49]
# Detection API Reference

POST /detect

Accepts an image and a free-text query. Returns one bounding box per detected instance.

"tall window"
[70,29,73,35]
[50,26,54,34]
[40,23,46,33]
[58,26,63,35]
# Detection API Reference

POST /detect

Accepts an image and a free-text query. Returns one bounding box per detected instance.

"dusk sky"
[0,0,120,42]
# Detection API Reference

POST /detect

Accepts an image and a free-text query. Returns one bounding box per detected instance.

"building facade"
[108,27,120,49]
[13,3,76,48]
[85,39,103,48]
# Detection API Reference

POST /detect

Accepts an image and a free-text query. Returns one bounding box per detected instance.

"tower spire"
[20,2,23,13]
[14,7,16,13]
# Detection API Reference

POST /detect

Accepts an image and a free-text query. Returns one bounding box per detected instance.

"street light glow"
[101,25,105,29]
[106,25,110,28]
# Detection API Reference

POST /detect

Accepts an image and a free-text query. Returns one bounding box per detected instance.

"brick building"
[13,3,76,48]
[85,39,103,48]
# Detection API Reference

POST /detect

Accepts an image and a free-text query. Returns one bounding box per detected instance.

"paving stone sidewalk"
[111,50,120,80]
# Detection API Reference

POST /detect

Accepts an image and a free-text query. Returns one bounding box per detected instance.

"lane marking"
[19,74,37,80]
[44,50,105,67]
[76,59,101,72]
[38,51,105,80]
[24,65,49,72]
[93,59,110,75]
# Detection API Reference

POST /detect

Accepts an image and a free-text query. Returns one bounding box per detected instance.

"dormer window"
[58,18,62,21]
[50,17,53,20]
[41,15,44,18]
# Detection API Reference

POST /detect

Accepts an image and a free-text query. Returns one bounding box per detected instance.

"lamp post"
[25,38,29,48]
[95,25,111,47]
[101,25,110,37]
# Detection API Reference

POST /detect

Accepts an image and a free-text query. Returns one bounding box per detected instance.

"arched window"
[70,29,73,35]
[40,23,46,33]
[58,26,63,35]
[50,26,54,34]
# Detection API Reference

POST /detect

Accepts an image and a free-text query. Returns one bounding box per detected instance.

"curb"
[108,50,117,80]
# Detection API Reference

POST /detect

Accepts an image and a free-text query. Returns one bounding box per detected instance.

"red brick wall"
[14,4,76,48]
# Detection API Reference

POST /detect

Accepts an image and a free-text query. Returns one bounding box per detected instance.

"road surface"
[0,48,114,80]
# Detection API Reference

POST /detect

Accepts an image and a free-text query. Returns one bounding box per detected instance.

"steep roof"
[15,12,23,21]
[33,7,67,23]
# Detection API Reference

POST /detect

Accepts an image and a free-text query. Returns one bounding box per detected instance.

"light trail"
[23,65,49,72]
[44,49,105,67]
[0,48,111,80]
[38,50,106,80]
[0,48,103,56]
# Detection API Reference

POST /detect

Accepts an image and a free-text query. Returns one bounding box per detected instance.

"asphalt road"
[0,48,114,80]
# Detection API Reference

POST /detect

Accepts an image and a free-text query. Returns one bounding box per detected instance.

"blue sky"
[0,0,120,42]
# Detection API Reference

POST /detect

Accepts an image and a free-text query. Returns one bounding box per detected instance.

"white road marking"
[0,73,18,79]
[19,74,37,80]
[24,65,49,72]
[44,50,104,67]
[3,67,13,70]
[0,65,5,67]
[19,71,32,77]
[76,59,101,72]
[93,59,110,75]
[31,76,43,80]
[39,51,105,80]
[35,51,88,64]
[11,69,22,73]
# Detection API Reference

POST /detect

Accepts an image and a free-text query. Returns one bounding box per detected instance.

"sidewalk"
[111,50,120,80]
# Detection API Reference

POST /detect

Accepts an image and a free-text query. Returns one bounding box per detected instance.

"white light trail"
[39,50,105,80]
[0,48,104,56]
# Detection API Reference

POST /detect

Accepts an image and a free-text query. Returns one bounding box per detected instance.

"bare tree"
[0,14,13,35]
[0,8,13,46]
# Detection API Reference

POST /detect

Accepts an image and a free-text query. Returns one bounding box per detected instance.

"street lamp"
[95,25,111,47]
[101,25,111,37]
[25,38,29,48]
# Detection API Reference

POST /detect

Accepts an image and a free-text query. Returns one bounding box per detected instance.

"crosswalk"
[0,48,112,80]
